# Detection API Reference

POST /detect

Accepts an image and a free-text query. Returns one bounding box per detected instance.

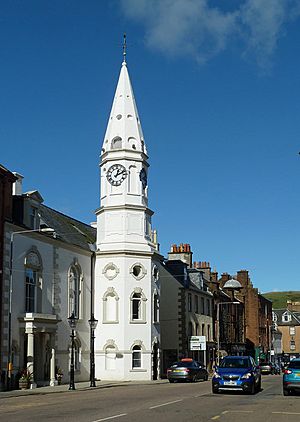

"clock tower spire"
[94,45,160,382]
[97,43,152,252]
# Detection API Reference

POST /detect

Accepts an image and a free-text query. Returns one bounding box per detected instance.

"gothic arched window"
[132,345,142,368]
[68,263,82,319]
[24,250,42,313]
[130,288,147,323]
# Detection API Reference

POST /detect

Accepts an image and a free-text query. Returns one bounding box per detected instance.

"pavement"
[0,379,169,399]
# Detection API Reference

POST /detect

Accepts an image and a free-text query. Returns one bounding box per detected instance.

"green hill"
[262,291,300,309]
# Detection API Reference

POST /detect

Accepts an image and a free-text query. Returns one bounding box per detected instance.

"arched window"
[24,250,42,313]
[132,345,142,368]
[130,289,147,323]
[103,288,119,323]
[132,293,141,320]
[153,291,159,323]
[68,263,82,319]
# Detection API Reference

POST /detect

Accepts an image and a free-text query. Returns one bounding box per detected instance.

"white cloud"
[240,0,299,68]
[120,0,300,68]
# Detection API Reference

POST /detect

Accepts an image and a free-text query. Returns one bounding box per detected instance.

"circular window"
[130,263,146,280]
[133,265,142,277]
[103,263,119,280]
[116,114,122,120]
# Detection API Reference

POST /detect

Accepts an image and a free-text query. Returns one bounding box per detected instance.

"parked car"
[283,358,300,396]
[259,362,275,375]
[212,356,261,394]
[167,358,208,383]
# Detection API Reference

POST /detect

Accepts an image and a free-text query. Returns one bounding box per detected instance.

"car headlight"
[213,372,221,379]
[241,372,253,379]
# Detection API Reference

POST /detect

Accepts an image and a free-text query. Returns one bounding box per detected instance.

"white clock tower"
[94,44,161,381]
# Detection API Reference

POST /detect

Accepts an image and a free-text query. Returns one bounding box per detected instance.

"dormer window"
[282,312,291,322]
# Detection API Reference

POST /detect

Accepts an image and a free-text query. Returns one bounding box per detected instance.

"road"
[1,375,300,422]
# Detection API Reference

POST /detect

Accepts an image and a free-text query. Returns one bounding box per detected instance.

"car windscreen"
[220,359,250,368]
[288,361,300,369]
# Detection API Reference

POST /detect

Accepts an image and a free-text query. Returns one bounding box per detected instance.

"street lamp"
[7,227,55,390]
[88,314,98,387]
[68,312,77,391]
[216,301,240,366]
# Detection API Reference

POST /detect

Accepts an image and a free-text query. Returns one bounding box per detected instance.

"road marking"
[92,414,127,422]
[211,416,220,420]
[272,412,300,415]
[226,410,254,413]
[149,399,183,409]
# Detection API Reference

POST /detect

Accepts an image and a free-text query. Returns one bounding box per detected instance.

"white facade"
[2,215,94,388]
[94,58,161,380]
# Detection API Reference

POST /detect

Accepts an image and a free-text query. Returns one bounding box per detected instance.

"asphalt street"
[0,375,299,422]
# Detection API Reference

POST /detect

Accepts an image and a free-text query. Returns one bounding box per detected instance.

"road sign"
[189,336,206,351]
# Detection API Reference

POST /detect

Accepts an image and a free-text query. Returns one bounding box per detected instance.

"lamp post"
[216,301,240,366]
[7,227,54,390]
[88,314,98,387]
[68,312,77,390]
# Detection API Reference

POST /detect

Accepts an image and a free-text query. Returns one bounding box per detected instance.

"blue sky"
[1,0,300,293]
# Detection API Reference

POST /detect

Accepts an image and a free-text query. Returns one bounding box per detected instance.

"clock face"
[139,168,147,189]
[106,164,128,186]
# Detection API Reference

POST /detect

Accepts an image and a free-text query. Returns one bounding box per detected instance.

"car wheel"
[283,388,289,396]
[192,375,197,383]
[169,379,175,383]
[249,383,256,395]
[212,386,219,394]
[204,374,208,381]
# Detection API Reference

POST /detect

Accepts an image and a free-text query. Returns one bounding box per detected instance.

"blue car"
[212,356,261,394]
[283,358,300,396]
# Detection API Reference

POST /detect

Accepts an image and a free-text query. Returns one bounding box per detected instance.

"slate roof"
[12,194,96,252]
[39,204,96,251]
[273,308,300,326]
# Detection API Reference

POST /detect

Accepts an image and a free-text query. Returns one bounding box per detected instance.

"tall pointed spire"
[101,36,147,156]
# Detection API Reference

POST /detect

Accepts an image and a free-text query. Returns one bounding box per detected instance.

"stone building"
[220,270,272,362]
[273,303,300,363]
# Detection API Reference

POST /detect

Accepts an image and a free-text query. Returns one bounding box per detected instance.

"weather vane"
[123,33,127,63]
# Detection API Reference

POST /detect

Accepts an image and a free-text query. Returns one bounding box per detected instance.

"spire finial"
[122,33,127,64]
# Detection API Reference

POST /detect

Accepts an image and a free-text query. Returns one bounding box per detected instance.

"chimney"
[168,243,193,268]
[237,270,250,287]
[12,172,23,196]
[219,272,230,289]
[211,270,218,283]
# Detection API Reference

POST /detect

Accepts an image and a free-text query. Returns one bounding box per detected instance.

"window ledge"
[103,321,119,324]
[130,320,147,324]
[129,369,147,372]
